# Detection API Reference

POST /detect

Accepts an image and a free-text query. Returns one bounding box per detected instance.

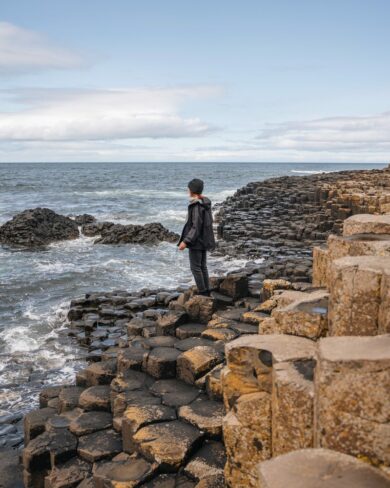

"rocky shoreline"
[1,165,390,488]
[0,209,178,248]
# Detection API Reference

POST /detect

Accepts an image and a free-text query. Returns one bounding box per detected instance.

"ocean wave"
[74,188,187,199]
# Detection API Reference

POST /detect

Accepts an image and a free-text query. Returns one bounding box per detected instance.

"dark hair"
[188,178,204,194]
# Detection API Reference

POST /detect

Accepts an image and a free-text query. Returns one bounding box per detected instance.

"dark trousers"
[189,249,210,292]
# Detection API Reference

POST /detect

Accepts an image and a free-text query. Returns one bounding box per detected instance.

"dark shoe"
[196,290,210,297]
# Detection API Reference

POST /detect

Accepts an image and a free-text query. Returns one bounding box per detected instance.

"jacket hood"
[189,196,212,209]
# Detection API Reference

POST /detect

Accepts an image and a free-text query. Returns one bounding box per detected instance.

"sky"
[0,0,389,163]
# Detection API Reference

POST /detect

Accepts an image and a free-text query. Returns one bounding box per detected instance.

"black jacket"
[178,197,216,251]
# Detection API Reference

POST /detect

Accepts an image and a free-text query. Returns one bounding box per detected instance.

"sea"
[0,162,386,417]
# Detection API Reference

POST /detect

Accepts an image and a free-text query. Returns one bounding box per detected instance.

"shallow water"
[0,161,385,415]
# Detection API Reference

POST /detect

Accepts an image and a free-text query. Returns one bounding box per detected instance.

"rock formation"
[215,165,390,284]
[0,208,79,248]
[93,222,179,245]
[0,208,179,248]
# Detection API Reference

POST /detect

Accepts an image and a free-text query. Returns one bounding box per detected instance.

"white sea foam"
[75,188,187,199]
[291,169,331,174]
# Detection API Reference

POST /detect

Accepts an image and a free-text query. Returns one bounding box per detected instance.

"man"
[178,178,216,296]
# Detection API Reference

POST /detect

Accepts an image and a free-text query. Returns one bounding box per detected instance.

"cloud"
[0,22,85,74]
[256,111,390,153]
[0,86,219,142]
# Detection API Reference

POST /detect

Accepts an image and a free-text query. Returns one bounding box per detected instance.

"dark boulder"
[71,213,96,225]
[81,221,115,236]
[0,208,79,248]
[94,222,179,245]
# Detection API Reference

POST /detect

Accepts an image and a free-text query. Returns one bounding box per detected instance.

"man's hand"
[178,242,187,251]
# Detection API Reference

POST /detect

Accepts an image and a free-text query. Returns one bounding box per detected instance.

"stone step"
[84,359,117,386]
[79,385,111,411]
[122,404,177,453]
[143,346,181,379]
[93,455,158,487]
[149,379,202,408]
[177,346,224,385]
[257,448,390,488]
[132,420,203,472]
[77,429,122,462]
[69,411,112,436]
[178,398,224,438]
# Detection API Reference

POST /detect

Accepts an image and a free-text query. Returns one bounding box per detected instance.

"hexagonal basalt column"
[271,360,315,456]
[328,256,390,335]
[343,214,390,237]
[314,335,390,467]
[257,448,390,488]
[222,335,316,487]
[312,245,329,287]
[271,289,328,340]
[327,233,390,261]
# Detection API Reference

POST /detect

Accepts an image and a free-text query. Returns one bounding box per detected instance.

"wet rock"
[45,415,71,432]
[112,390,161,419]
[23,429,77,471]
[58,386,85,413]
[94,222,179,245]
[39,386,62,408]
[174,337,214,352]
[93,457,158,488]
[82,221,115,237]
[72,213,96,225]
[85,359,117,386]
[0,448,23,488]
[0,208,79,248]
[77,429,122,462]
[133,420,203,472]
[150,379,201,407]
[122,404,176,453]
[69,411,112,437]
[179,398,224,437]
[24,407,56,445]
[44,457,91,488]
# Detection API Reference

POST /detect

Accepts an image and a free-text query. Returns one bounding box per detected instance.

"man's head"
[188,178,204,197]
